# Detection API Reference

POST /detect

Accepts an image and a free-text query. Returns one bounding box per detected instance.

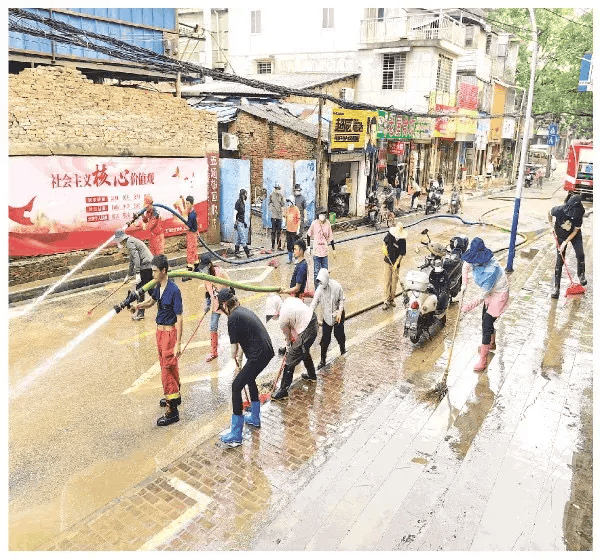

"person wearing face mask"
[217,288,275,447]
[306,207,335,289]
[548,194,587,298]
[268,184,285,251]
[294,184,307,234]
[309,268,346,369]
[234,189,252,258]
[381,219,406,310]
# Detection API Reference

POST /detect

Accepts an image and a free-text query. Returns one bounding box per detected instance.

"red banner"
[387,141,406,155]
[9,156,210,257]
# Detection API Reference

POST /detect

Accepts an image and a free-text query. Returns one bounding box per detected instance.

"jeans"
[313,255,328,287]
[270,218,282,248]
[234,222,248,247]
[209,311,220,333]
[286,230,297,261]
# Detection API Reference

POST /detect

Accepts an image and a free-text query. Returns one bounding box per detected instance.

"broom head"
[423,382,448,405]
[565,282,586,297]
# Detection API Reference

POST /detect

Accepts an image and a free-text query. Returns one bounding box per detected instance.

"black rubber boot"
[551,266,561,299]
[317,345,327,369]
[244,246,252,258]
[157,401,179,426]
[301,357,317,382]
[234,245,241,258]
[577,261,587,286]
[272,366,293,400]
[160,396,181,407]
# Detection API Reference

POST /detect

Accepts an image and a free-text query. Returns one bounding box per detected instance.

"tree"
[489,8,593,138]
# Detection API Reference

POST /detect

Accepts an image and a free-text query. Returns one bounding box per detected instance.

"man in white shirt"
[309,268,346,369]
[265,294,318,400]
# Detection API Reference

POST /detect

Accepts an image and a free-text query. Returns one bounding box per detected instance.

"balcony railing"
[360,14,465,48]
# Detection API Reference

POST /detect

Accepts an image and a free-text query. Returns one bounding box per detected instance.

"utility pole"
[316,97,324,208]
[506,8,538,273]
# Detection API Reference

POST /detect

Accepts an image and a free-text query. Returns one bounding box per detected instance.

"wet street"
[8,176,593,551]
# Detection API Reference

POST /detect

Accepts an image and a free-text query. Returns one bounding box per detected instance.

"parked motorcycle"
[449,190,461,214]
[403,229,469,343]
[424,183,442,215]
[524,164,536,188]
[366,192,381,229]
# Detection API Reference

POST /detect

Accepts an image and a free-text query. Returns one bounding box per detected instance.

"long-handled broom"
[242,351,287,410]
[553,233,586,297]
[423,290,465,405]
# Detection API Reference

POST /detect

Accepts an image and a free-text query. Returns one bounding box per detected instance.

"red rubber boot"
[205,332,218,362]
[473,344,490,372]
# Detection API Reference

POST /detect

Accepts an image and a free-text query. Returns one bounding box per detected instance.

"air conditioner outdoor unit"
[340,88,355,101]
[222,133,239,151]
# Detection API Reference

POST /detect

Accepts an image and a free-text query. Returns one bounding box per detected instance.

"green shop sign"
[376,111,431,140]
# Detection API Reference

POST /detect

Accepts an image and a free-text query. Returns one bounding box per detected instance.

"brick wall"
[228,111,317,201]
[8,65,219,157]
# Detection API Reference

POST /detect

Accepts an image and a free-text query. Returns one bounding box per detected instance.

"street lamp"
[506,8,538,273]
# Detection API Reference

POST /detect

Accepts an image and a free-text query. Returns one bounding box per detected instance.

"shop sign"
[387,141,406,155]
[331,108,378,151]
[457,81,479,110]
[502,117,515,139]
[455,109,478,135]
[433,104,457,139]
[475,117,490,150]
[376,111,431,140]
[8,156,209,257]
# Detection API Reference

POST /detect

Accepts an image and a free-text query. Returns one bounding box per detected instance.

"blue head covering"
[461,237,493,265]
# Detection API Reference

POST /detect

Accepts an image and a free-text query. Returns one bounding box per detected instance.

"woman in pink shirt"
[460,237,510,372]
[306,207,335,288]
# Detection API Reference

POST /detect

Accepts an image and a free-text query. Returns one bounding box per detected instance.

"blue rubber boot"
[244,401,261,428]
[220,414,244,447]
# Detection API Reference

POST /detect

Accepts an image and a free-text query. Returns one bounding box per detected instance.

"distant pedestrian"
[265,293,319,400]
[310,268,346,369]
[141,194,164,256]
[268,184,285,251]
[486,162,494,183]
[114,229,153,321]
[217,287,275,447]
[283,197,301,264]
[131,254,183,426]
[410,176,422,209]
[174,195,199,281]
[199,254,231,362]
[234,189,252,258]
[548,194,587,298]
[460,237,510,372]
[307,207,335,289]
[381,219,406,310]
[294,184,307,234]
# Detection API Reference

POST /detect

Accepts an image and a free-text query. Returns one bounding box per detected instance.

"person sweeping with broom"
[459,237,509,372]
[381,219,406,310]
[548,194,587,299]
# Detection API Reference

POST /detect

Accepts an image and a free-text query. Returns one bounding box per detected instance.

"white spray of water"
[18,234,116,318]
[10,308,117,400]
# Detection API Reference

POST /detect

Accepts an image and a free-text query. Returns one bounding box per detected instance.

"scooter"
[366,192,381,229]
[424,183,442,215]
[403,230,469,344]
[449,190,461,214]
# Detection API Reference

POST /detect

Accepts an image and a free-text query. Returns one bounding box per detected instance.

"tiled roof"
[180,80,282,97]
[237,103,324,140]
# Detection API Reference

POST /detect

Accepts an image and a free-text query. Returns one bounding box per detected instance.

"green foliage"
[489,8,593,137]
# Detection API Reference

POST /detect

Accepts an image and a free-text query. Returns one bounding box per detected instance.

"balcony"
[360,13,465,49]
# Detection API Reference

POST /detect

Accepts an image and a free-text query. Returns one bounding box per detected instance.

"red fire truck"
[564,140,594,200]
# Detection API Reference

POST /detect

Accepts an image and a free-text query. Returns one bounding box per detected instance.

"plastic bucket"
[329,212,336,224]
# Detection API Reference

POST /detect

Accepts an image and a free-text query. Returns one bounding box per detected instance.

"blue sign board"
[578,53,593,92]
[547,135,557,146]
[548,123,558,136]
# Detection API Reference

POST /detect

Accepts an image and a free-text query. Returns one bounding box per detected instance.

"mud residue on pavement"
[563,385,593,550]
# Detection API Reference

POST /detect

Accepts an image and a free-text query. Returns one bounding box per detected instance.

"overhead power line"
[540,8,594,29]
[9,8,524,120]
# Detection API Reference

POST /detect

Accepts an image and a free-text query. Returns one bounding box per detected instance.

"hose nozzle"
[114,288,143,314]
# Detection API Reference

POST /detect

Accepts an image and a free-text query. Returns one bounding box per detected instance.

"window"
[257,61,272,74]
[365,8,385,20]
[251,10,261,34]
[436,54,452,93]
[382,53,406,90]
[323,8,334,28]
[465,25,474,47]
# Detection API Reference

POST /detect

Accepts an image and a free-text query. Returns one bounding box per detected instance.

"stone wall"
[228,111,317,201]
[8,65,219,157]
